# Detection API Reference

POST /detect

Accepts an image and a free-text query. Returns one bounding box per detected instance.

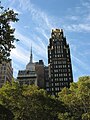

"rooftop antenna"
[30,44,33,63]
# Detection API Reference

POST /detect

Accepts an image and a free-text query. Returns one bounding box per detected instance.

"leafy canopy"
[0,1,19,63]
[58,76,90,120]
[0,81,66,120]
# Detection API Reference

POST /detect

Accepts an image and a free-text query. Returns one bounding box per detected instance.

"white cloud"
[72,55,89,70]
[81,0,90,9]
[35,27,49,40]
[66,15,79,21]
[63,24,90,32]
[14,31,47,59]
[17,0,54,30]
[24,26,30,29]
[11,46,29,64]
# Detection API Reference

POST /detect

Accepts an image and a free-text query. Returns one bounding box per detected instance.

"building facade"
[47,29,73,96]
[35,60,45,88]
[0,61,13,88]
[44,66,49,90]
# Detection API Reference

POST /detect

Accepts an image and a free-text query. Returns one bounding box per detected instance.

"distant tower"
[17,46,37,86]
[46,29,73,96]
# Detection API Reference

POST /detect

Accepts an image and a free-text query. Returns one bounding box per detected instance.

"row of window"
[54,73,71,77]
[54,78,68,81]
[50,64,71,69]
[19,79,36,85]
[53,61,66,64]
[50,77,71,82]
[49,58,70,63]
[46,77,70,87]
[53,69,71,73]
[0,66,6,70]
[51,82,68,86]
[54,69,68,72]
[53,73,68,77]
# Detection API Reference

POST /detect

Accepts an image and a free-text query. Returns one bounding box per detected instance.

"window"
[68,65,70,67]
[56,65,58,68]
[67,49,68,53]
[49,51,51,54]
[46,82,49,87]
[50,59,52,62]
[51,79,53,82]
[55,87,59,91]
[54,69,58,72]
[52,88,54,91]
[69,73,71,76]
[55,82,59,86]
[46,88,49,91]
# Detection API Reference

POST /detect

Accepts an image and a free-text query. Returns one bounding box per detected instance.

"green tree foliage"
[0,104,14,120]
[58,76,90,120]
[0,81,66,120]
[0,76,89,120]
[0,2,19,63]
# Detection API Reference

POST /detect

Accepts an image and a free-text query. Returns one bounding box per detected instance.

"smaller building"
[0,61,13,88]
[17,70,37,86]
[35,60,45,88]
[17,47,37,86]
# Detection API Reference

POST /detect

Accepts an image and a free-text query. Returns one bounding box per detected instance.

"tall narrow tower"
[47,29,73,96]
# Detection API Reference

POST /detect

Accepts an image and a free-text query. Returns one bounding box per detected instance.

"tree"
[0,104,14,120]
[0,81,66,120]
[58,76,90,120]
[0,1,19,63]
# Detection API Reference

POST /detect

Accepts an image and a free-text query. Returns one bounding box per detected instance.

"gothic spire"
[30,45,33,63]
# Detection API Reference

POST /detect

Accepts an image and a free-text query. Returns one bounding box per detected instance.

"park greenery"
[0,76,90,120]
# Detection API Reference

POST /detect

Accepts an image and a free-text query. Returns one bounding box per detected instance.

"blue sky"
[1,0,90,82]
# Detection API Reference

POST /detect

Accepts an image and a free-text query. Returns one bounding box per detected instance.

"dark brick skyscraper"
[47,29,73,96]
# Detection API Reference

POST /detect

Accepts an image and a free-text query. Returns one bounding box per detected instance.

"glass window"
[46,88,49,91]
[52,88,54,91]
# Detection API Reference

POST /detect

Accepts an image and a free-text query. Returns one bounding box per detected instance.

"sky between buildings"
[1,0,90,82]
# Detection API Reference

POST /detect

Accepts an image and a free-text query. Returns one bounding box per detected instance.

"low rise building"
[0,61,13,87]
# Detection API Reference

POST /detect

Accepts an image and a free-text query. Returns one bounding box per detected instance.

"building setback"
[46,29,73,96]
[0,61,13,88]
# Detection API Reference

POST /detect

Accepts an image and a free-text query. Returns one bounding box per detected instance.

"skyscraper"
[47,29,73,96]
